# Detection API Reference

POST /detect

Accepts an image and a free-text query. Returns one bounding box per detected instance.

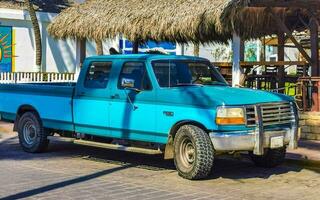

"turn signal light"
[216,117,245,125]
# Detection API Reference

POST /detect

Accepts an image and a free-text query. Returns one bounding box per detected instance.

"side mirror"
[121,78,135,88]
[121,78,141,93]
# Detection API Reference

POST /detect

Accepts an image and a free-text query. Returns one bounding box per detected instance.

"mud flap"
[164,135,174,160]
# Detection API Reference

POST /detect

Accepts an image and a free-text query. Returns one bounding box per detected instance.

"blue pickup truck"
[0,54,298,180]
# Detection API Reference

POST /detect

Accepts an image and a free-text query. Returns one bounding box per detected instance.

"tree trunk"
[95,40,104,55]
[193,44,200,56]
[26,0,42,72]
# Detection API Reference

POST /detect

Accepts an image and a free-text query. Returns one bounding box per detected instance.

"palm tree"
[25,0,42,72]
[95,40,104,55]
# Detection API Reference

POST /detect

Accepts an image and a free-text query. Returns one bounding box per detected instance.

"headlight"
[216,107,245,125]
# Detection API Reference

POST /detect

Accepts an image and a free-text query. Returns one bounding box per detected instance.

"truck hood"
[157,86,293,108]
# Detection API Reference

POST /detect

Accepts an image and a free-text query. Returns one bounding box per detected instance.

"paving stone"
[1,127,320,200]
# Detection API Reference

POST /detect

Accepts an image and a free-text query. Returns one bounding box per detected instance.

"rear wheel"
[18,112,49,153]
[174,125,214,180]
[250,147,286,168]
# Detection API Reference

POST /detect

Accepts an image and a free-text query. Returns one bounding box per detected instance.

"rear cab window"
[84,62,112,89]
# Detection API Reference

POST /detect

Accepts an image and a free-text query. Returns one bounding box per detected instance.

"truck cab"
[0,54,299,180]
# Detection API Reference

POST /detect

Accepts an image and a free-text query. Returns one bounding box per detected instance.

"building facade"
[0,8,116,73]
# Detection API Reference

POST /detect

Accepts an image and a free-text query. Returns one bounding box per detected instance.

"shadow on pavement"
[0,134,176,171]
[297,140,320,151]
[208,155,304,180]
[1,164,132,200]
[1,134,316,181]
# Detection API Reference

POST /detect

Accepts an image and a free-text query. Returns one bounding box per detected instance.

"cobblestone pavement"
[0,131,320,200]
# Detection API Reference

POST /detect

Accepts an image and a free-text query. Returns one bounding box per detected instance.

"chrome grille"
[245,106,256,126]
[260,102,294,126]
[245,102,295,127]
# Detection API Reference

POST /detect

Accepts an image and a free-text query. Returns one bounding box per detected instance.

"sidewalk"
[0,121,13,137]
[287,140,320,167]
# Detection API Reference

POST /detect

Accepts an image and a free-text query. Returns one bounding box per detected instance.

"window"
[118,62,152,90]
[152,60,227,87]
[84,62,112,88]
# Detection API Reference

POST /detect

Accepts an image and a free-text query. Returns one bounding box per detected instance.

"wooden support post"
[278,32,285,93]
[232,33,243,87]
[239,40,247,86]
[259,37,266,61]
[310,17,319,76]
[310,16,320,111]
[311,80,320,112]
[95,40,104,55]
[263,37,266,61]
[76,38,86,74]
[132,40,139,54]
[240,40,245,62]
[194,44,200,57]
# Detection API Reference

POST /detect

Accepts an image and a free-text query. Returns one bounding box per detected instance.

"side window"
[84,62,112,89]
[118,62,152,90]
[152,62,178,87]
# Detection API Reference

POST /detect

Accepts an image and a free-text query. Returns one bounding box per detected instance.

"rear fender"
[14,105,40,131]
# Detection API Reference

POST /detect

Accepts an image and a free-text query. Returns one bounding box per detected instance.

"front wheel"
[18,112,49,153]
[249,147,286,168]
[174,125,214,180]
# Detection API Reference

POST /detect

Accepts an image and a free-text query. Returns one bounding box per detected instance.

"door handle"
[111,94,120,99]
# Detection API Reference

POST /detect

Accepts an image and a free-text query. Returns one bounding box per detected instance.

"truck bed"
[0,83,75,132]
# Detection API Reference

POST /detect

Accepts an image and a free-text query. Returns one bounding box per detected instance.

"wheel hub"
[23,121,37,145]
[180,137,195,168]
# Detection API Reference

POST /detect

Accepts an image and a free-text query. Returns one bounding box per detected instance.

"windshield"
[151,60,228,88]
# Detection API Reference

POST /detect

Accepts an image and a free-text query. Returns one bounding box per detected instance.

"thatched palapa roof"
[47,0,315,43]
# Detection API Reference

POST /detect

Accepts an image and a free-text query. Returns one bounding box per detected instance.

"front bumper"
[209,127,298,155]
[210,103,299,155]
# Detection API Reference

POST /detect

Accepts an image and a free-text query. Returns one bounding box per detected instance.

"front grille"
[245,106,256,126]
[260,102,295,126]
[245,102,295,127]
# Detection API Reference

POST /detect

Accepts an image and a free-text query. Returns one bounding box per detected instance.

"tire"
[250,147,286,168]
[173,125,214,180]
[18,112,49,153]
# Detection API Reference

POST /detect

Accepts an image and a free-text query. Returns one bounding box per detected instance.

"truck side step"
[73,139,163,155]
